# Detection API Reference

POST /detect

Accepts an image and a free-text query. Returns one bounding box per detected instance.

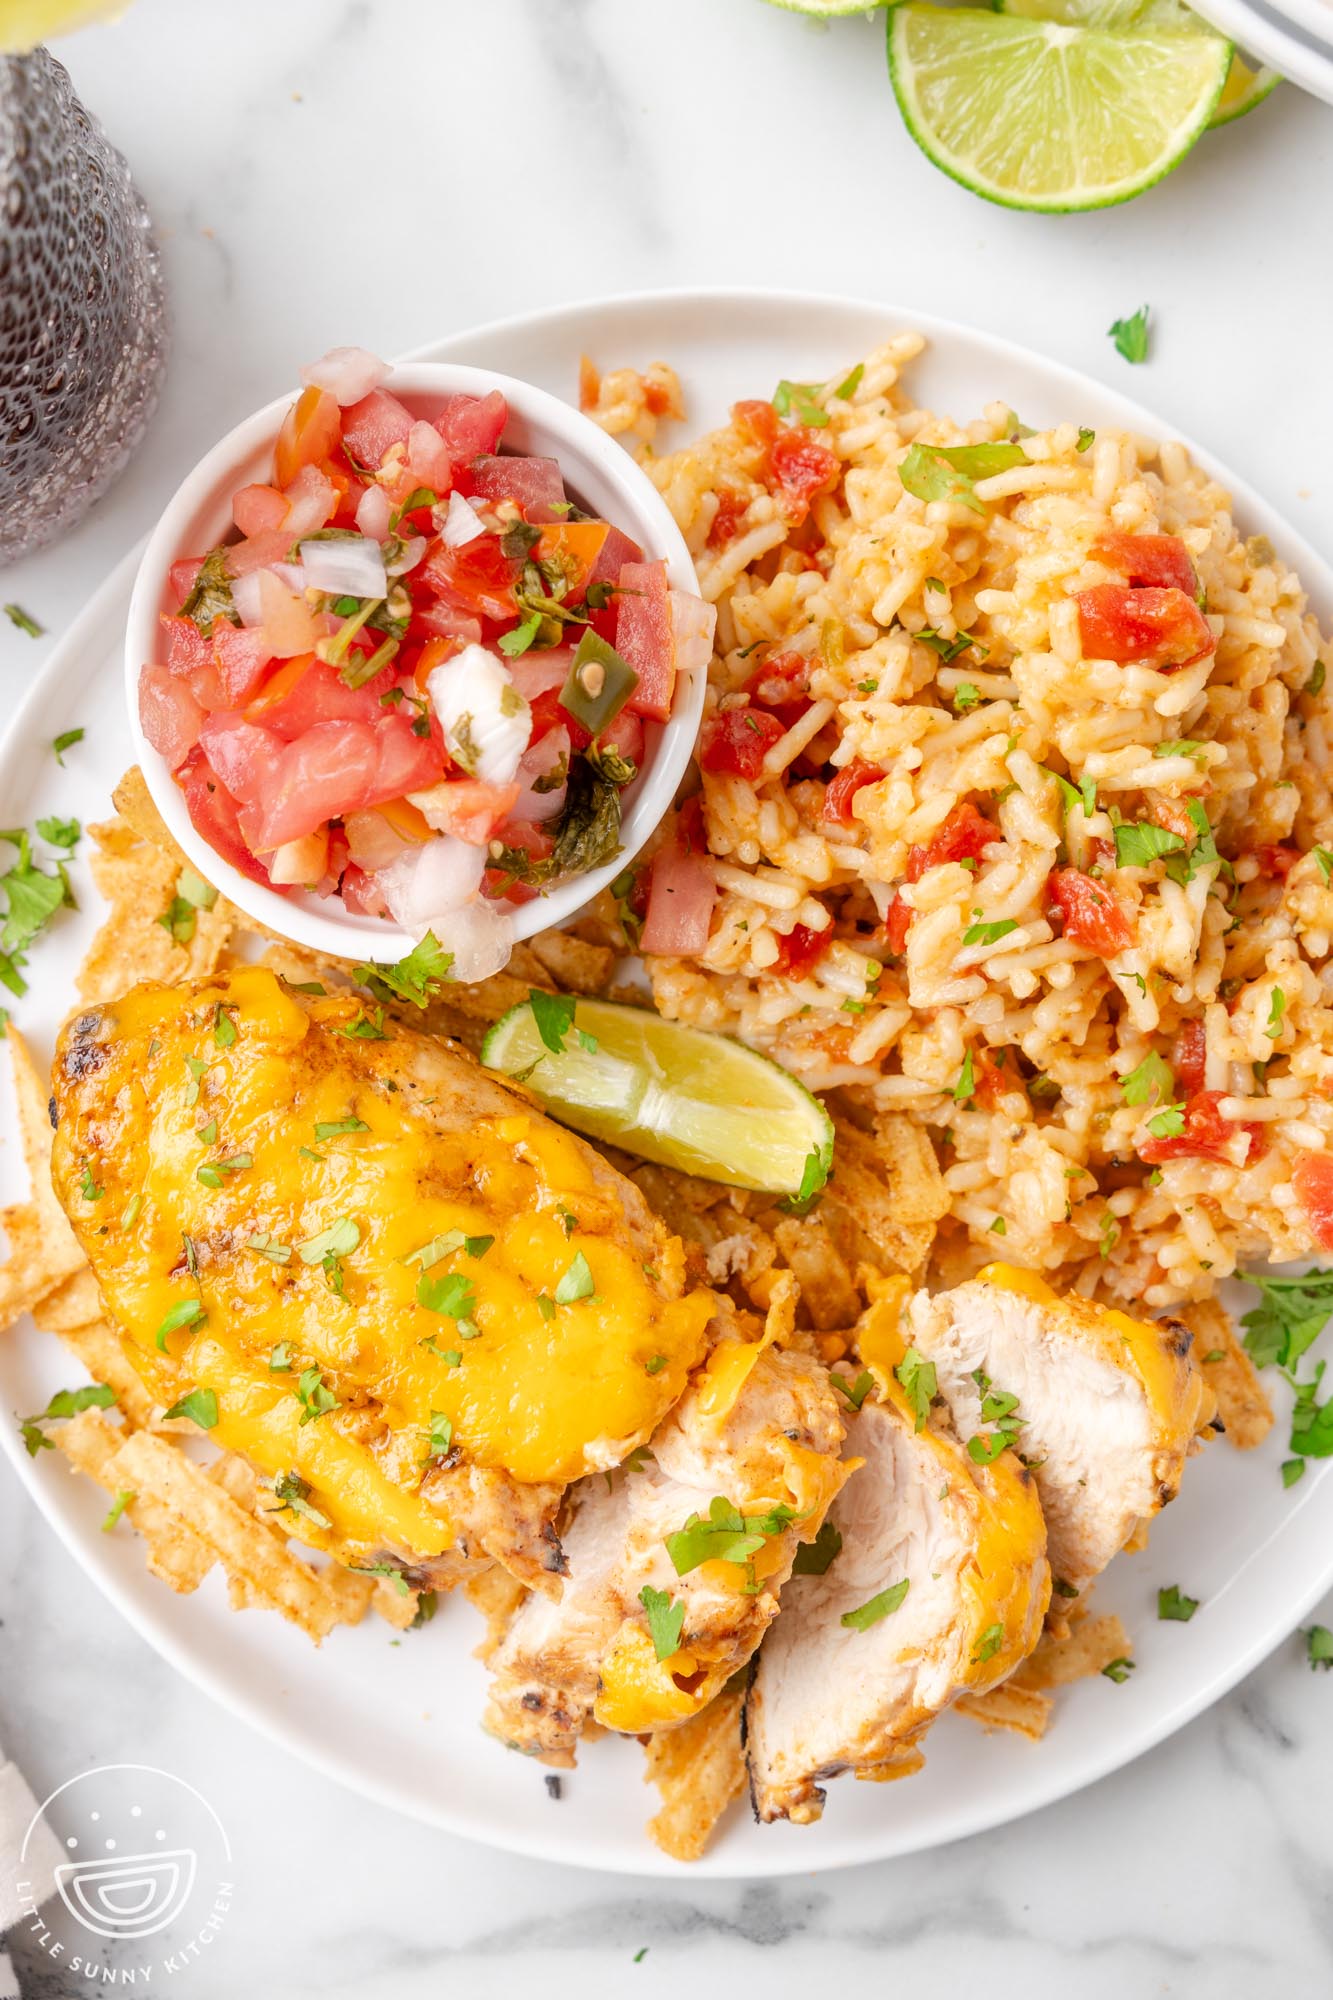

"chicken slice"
[902,1263,1214,1595]
[49,966,715,1593]
[484,1335,850,1764]
[745,1378,1050,1824]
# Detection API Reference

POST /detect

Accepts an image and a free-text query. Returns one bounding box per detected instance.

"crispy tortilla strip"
[769,1211,861,1330]
[1015,1613,1132,1691]
[824,1113,948,1276]
[0,1031,87,1326]
[209,1449,410,1624]
[464,1564,530,1662]
[1181,1296,1273,1450]
[644,1680,747,1863]
[28,1267,102,1332]
[77,811,235,1004]
[526,930,615,995]
[110,1429,371,1642]
[955,1682,1053,1740]
[32,1312,157,1430]
[53,1408,215,1592]
[111,767,186,861]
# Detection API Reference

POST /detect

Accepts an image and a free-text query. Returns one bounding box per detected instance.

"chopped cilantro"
[833,363,864,400]
[529,988,577,1054]
[417,1270,478,1328]
[4,602,43,637]
[1114,821,1185,869]
[355,932,453,1008]
[1153,740,1205,761]
[1266,987,1286,1041]
[295,1368,338,1426]
[20,1381,115,1455]
[953,682,981,711]
[1076,427,1095,452]
[162,1387,219,1430]
[1238,1267,1333,1372]
[1102,1656,1136,1683]
[246,1233,291,1265]
[426,1410,454,1458]
[52,727,84,765]
[554,1251,595,1305]
[639,1584,685,1661]
[298,1217,359,1264]
[1108,305,1150,364]
[270,1470,331,1529]
[972,1622,1005,1664]
[895,1348,937,1432]
[101,1487,134,1532]
[212,1004,236,1048]
[962,916,1018,948]
[1307,1625,1333,1670]
[77,1161,103,1201]
[952,1048,975,1103]
[841,1578,910,1631]
[831,1369,874,1412]
[269,1339,295,1371]
[1157,1584,1199,1622]
[195,1152,253,1187]
[1147,1104,1185,1139]
[899,440,1027,515]
[153,1298,206,1352]
[772,379,829,427]
[1315,849,1333,885]
[665,1494,796,1577]
[314,1115,369,1140]
[1122,1051,1174,1106]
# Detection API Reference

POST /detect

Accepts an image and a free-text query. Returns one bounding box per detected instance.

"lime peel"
[481,996,834,1198]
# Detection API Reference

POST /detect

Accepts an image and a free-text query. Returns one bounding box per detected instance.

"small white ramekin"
[124,360,704,962]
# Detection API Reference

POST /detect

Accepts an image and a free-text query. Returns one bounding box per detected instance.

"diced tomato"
[340,863,390,918]
[1294,1150,1333,1251]
[744,650,812,730]
[616,560,675,721]
[708,487,749,550]
[370,713,446,802]
[139,661,203,769]
[226,528,293,578]
[533,520,611,600]
[529,683,590,754]
[598,708,644,771]
[768,428,839,522]
[1048,868,1136,957]
[484,817,555,903]
[340,387,414,469]
[258,656,404,740]
[235,712,442,853]
[213,623,273,704]
[274,386,341,488]
[823,758,886,827]
[581,522,644,608]
[883,896,913,955]
[462,454,566,517]
[1075,585,1215,670]
[170,557,204,608]
[280,462,338,539]
[418,780,521,847]
[233,483,289,537]
[772,923,832,979]
[1174,1018,1208,1099]
[408,634,460,696]
[1090,533,1199,597]
[906,803,1001,883]
[700,706,784,779]
[1141,1089,1253,1166]
[433,390,507,462]
[161,612,211,677]
[199,715,287,806]
[973,1051,1008,1111]
[412,598,485,648]
[733,400,779,453]
[177,751,273,886]
[420,535,522,623]
[641,808,716,955]
[1255,843,1301,880]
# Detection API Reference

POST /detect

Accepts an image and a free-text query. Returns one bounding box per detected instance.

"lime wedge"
[997,0,1278,128]
[760,0,886,14]
[1209,49,1280,126]
[887,3,1232,211]
[481,997,834,1197]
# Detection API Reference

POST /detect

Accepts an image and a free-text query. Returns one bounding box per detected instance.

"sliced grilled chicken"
[746,1377,1049,1824]
[903,1263,1213,1595]
[483,1338,850,1764]
[49,965,716,1593]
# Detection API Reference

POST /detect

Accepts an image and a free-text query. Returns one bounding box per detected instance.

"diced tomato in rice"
[1047,868,1136,957]
[1075,584,1215,669]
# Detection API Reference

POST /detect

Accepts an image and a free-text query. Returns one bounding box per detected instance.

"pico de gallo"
[138,347,714,977]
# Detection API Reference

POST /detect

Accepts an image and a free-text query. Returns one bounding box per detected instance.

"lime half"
[481,997,834,1197]
[760,0,886,14]
[887,3,1232,211]
[997,0,1278,128]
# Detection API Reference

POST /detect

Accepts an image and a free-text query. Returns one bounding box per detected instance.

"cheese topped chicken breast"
[903,1264,1213,1595]
[485,1319,850,1763]
[746,1376,1049,1825]
[49,967,715,1593]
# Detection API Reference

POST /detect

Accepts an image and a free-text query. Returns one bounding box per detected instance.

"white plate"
[4,288,1332,1879]
[1190,0,1333,102]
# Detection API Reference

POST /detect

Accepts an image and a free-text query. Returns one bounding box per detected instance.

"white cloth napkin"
[0,1736,62,1996]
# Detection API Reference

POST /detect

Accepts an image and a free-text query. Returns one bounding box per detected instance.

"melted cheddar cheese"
[53,968,714,1563]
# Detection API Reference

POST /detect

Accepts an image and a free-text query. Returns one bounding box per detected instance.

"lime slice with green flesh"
[760,0,886,15]
[481,997,834,1198]
[997,0,1279,127]
[887,3,1232,211]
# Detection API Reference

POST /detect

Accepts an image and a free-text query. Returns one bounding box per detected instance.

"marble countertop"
[4,0,1333,1992]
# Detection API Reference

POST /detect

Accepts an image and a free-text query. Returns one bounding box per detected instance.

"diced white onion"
[300,345,388,407]
[442,490,486,548]
[512,723,570,824]
[298,537,387,600]
[426,643,531,787]
[378,836,487,933]
[355,483,393,540]
[669,587,717,676]
[433,898,514,983]
[385,534,427,577]
[231,569,265,628]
